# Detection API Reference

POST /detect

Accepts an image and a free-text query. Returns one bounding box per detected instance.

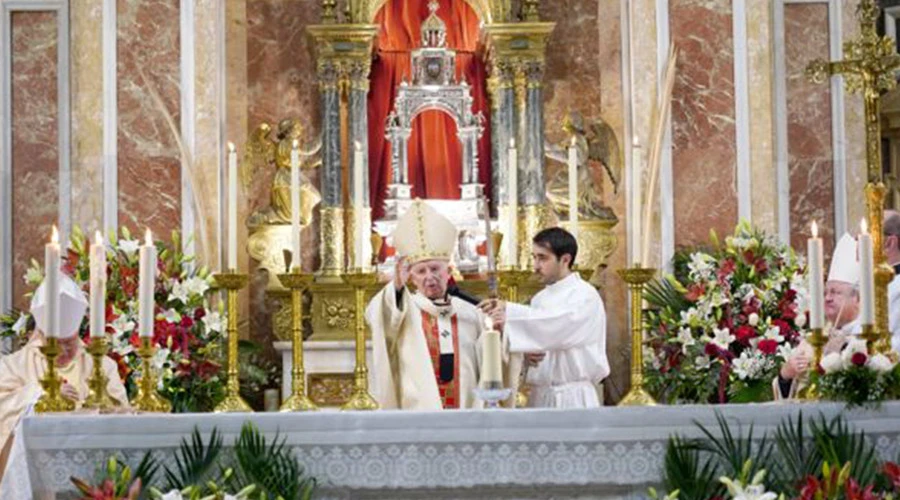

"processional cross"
[806,0,900,351]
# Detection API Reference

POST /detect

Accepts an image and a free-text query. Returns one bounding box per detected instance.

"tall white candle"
[90,231,107,338]
[568,137,579,241]
[507,138,518,268]
[631,139,643,266]
[480,317,502,385]
[139,229,156,338]
[44,226,60,338]
[807,221,825,329]
[290,139,301,272]
[353,141,365,270]
[227,142,238,271]
[859,218,875,325]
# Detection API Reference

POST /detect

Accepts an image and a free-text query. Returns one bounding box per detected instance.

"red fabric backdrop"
[367,0,492,218]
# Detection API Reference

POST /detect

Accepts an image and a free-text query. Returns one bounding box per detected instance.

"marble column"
[348,61,372,270]
[522,61,546,206]
[318,60,344,278]
[488,61,515,206]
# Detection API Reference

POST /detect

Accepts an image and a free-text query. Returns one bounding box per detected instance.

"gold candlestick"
[277,271,317,412]
[131,336,172,412]
[214,272,252,413]
[617,266,657,406]
[341,271,379,411]
[799,327,826,400]
[862,322,879,354]
[83,336,115,410]
[34,337,75,413]
[865,183,895,353]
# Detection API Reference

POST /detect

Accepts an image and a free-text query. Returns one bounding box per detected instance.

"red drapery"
[367,0,492,219]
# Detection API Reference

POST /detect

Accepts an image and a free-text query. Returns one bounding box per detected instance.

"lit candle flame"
[354,140,362,152]
[811,221,818,238]
[227,142,235,153]
[51,225,58,244]
[144,228,153,246]
[509,138,516,149]
[633,136,640,147]
[570,136,577,147]
[292,139,299,149]
[94,230,103,246]
[861,218,869,234]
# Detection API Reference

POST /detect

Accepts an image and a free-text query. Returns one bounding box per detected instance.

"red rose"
[194,308,206,321]
[772,319,795,340]
[180,316,194,329]
[757,339,779,355]
[704,343,720,357]
[851,352,868,366]
[735,325,757,344]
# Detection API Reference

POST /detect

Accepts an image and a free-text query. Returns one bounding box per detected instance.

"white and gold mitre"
[828,232,859,285]
[392,199,457,263]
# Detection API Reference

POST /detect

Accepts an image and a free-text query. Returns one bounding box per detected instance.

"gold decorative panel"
[309,373,355,407]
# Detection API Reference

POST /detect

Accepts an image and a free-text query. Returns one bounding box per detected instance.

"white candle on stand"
[90,231,107,338]
[631,139,643,266]
[567,137,578,241]
[480,317,502,385]
[227,142,238,271]
[807,221,825,329]
[44,226,60,338]
[290,140,301,271]
[353,141,365,270]
[859,218,875,325]
[507,138,518,268]
[139,229,156,338]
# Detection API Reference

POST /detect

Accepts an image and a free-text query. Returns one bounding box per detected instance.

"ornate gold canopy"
[350,0,507,25]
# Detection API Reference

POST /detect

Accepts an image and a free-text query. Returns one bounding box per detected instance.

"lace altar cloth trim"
[10,402,900,496]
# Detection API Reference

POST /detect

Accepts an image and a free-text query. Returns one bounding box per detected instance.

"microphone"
[446,279,482,306]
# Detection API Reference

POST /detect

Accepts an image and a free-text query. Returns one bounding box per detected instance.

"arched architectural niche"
[365,0,494,24]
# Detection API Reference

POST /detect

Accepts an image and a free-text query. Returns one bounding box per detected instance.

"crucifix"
[806,0,900,352]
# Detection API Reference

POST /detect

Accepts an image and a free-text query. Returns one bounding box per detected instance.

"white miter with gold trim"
[392,199,458,264]
[828,232,860,286]
[31,273,89,338]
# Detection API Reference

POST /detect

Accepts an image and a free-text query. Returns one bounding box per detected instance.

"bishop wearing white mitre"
[366,200,515,410]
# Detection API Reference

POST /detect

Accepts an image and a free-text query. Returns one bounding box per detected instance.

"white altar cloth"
[7,402,900,499]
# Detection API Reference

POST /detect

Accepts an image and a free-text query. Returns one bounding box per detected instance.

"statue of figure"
[545,111,621,221]
[243,119,322,227]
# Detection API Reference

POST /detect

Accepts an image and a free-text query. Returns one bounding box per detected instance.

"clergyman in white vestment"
[774,233,862,399]
[0,274,128,479]
[483,227,609,409]
[882,210,900,350]
[366,200,510,410]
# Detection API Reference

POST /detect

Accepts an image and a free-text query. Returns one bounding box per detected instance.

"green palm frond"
[644,276,689,311]
[132,451,159,500]
[693,412,772,480]
[163,427,223,491]
[228,421,316,500]
[663,435,722,500]
[771,411,822,495]
[811,413,878,487]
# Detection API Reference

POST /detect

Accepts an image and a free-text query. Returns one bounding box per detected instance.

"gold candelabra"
[617,266,657,406]
[131,336,172,412]
[799,327,826,400]
[214,272,252,413]
[34,337,75,413]
[83,336,115,410]
[277,271,317,412]
[341,271,379,411]
[499,269,533,408]
[866,183,895,353]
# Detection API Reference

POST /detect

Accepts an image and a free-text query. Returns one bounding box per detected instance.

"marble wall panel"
[842,0,867,237]
[10,12,59,310]
[116,0,181,238]
[670,0,738,247]
[784,4,834,253]
[747,0,778,234]
[70,1,104,233]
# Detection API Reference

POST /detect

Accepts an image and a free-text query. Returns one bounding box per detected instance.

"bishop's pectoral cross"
[805,0,900,351]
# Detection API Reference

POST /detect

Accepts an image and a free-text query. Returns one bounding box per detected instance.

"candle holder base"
[215,393,253,413]
[280,392,318,412]
[617,387,657,407]
[475,385,513,409]
[34,338,75,413]
[83,337,115,411]
[341,388,380,411]
[132,338,172,413]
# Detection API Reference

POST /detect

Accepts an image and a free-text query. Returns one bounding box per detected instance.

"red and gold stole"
[421,311,460,409]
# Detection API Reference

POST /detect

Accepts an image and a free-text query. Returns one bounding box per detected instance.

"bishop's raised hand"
[393,256,410,291]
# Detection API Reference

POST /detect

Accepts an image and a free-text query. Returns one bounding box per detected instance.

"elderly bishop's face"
[824,280,860,328]
[409,259,450,300]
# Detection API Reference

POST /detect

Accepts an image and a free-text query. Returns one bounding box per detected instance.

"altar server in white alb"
[881,210,900,350]
[482,227,609,408]
[775,233,861,399]
[0,274,128,476]
[366,200,504,410]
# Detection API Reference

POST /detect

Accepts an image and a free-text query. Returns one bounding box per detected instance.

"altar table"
[6,402,900,499]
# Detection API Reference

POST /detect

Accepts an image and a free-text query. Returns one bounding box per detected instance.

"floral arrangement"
[0,226,226,412]
[815,338,900,408]
[643,221,809,404]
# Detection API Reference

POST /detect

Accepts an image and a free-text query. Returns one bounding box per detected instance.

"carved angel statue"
[545,111,621,221]
[243,118,322,227]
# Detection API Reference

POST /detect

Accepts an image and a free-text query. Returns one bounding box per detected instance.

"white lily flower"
[161,309,181,324]
[168,281,190,304]
[202,311,223,333]
[676,327,695,354]
[119,238,140,255]
[821,352,843,374]
[711,327,735,349]
[183,276,210,297]
[867,353,895,374]
[24,267,43,286]
[748,313,759,327]
[11,313,28,334]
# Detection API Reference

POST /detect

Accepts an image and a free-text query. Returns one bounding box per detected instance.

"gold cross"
[806,0,900,352]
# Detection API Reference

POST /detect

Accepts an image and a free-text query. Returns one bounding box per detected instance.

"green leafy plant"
[163,428,224,491]
[226,422,316,500]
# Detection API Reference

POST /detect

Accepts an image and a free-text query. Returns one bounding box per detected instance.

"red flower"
[685,283,706,302]
[845,478,879,500]
[753,257,768,275]
[717,259,736,282]
[798,476,823,500]
[193,308,206,321]
[851,352,868,366]
[735,325,757,344]
[883,461,900,491]
[179,316,194,329]
[129,332,141,348]
[772,319,795,341]
[757,339,779,355]
[704,343,721,357]
[742,249,756,264]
